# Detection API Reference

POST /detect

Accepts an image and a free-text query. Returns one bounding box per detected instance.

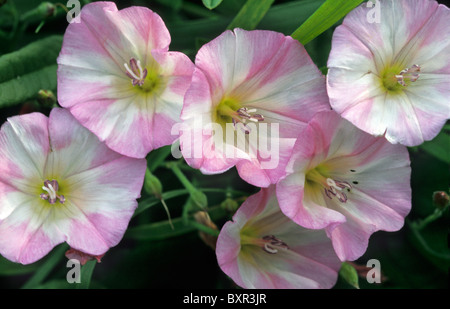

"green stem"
[412,209,444,231]
[169,162,197,195]
[189,220,220,237]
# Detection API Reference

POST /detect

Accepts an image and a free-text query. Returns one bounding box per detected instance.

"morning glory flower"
[276,111,411,261]
[179,28,330,187]
[216,186,341,289]
[0,108,146,264]
[327,0,450,146]
[57,2,194,158]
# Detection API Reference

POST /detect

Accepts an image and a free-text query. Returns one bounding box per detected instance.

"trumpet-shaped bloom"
[327,0,450,146]
[179,28,330,187]
[276,111,411,261]
[0,108,146,264]
[57,2,194,158]
[216,186,341,289]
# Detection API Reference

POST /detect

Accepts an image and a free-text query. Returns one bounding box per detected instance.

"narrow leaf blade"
[227,0,274,30]
[291,0,364,45]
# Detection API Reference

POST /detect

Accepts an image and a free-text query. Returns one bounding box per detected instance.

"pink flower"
[327,0,450,146]
[216,186,341,289]
[276,111,411,261]
[57,2,194,158]
[0,108,146,264]
[179,28,330,187]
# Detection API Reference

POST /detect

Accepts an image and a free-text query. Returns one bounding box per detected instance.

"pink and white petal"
[110,5,171,61]
[69,94,149,158]
[194,30,236,99]
[0,199,64,264]
[393,0,444,66]
[276,173,346,230]
[234,35,330,123]
[403,77,450,142]
[59,156,146,253]
[216,220,246,288]
[45,108,123,179]
[181,68,214,121]
[63,155,146,216]
[382,92,427,146]
[57,3,132,93]
[327,216,374,262]
[0,113,49,193]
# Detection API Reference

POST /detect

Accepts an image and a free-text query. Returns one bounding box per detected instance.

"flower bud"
[144,169,163,199]
[37,89,56,108]
[38,2,56,19]
[220,197,239,213]
[433,191,449,210]
[193,211,218,250]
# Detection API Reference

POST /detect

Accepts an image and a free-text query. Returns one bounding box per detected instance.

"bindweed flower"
[276,111,411,261]
[179,28,330,187]
[57,2,194,158]
[0,108,146,264]
[327,0,450,146]
[216,186,341,289]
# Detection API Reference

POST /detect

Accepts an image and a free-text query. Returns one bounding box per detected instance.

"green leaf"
[0,256,39,276]
[76,260,96,289]
[126,205,226,241]
[146,145,172,173]
[202,0,223,10]
[418,130,450,165]
[291,0,363,45]
[0,35,62,108]
[407,220,450,272]
[227,0,274,30]
[338,262,360,289]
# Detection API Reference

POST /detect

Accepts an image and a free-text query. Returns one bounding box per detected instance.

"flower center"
[124,58,163,93]
[306,166,353,203]
[215,98,265,134]
[381,64,420,92]
[395,64,420,86]
[40,180,65,204]
[240,233,290,255]
[261,235,289,254]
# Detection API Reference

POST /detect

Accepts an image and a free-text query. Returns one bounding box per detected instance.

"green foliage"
[202,0,224,10]
[227,0,274,30]
[0,35,62,108]
[338,262,360,289]
[291,0,363,45]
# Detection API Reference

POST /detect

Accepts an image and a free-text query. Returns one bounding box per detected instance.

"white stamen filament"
[42,183,56,200]
[264,244,278,254]
[326,178,342,191]
[124,62,141,80]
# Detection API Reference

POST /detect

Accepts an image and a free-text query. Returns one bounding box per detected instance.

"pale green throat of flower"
[124,58,165,94]
[306,164,355,203]
[214,97,265,134]
[380,64,421,93]
[240,231,290,256]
